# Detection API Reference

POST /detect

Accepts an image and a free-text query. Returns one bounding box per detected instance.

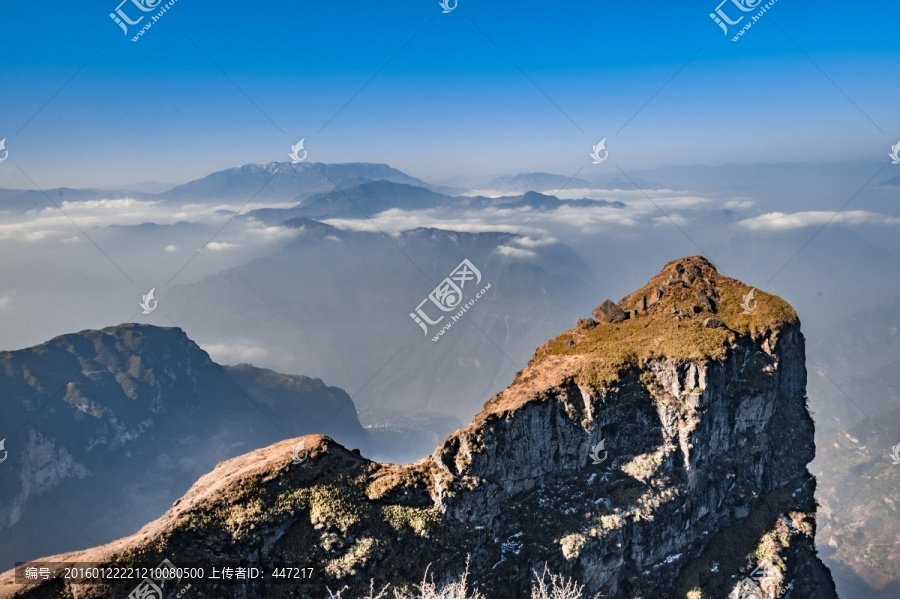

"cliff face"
[0,257,837,599]
[0,324,367,572]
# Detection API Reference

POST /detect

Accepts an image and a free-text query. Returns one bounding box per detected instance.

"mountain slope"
[164,225,594,426]
[0,324,366,571]
[243,183,627,224]
[803,297,900,597]
[0,257,836,598]
[161,162,433,204]
[481,172,593,193]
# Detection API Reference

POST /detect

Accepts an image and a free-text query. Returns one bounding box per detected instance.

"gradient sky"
[1,0,899,188]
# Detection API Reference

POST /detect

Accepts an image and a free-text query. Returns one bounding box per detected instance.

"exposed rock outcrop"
[0,324,368,573]
[592,299,627,323]
[0,257,837,599]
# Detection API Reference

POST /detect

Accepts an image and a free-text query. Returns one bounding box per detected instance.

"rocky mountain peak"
[0,258,836,599]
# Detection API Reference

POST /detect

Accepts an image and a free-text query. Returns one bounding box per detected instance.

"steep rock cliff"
[0,324,367,572]
[0,257,837,599]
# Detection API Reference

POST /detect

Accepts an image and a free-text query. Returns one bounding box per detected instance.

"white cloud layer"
[495,245,537,259]
[724,200,755,209]
[738,210,900,231]
[202,341,269,365]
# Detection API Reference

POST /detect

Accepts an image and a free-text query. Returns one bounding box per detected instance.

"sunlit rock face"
[0,257,837,599]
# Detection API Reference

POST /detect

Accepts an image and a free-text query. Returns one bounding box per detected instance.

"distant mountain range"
[0,163,626,224]
[0,163,439,212]
[479,171,593,192]
[807,297,900,598]
[243,182,625,223]
[164,224,596,426]
[0,323,366,571]
[160,161,442,204]
[3,159,897,217]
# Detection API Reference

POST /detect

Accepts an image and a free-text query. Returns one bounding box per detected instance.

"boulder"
[576,318,598,330]
[681,265,701,284]
[704,317,723,329]
[695,291,715,312]
[592,300,627,323]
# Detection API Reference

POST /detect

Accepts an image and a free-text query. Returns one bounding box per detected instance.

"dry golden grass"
[534,256,796,392]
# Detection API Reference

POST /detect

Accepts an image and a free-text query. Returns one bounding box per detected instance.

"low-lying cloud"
[738,210,900,231]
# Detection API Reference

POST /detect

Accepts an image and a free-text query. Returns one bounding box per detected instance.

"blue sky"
[1,0,898,187]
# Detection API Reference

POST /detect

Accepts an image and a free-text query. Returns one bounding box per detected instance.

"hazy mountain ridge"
[164,225,595,425]
[0,258,837,599]
[0,324,366,571]
[161,162,435,204]
[480,172,593,192]
[806,298,900,597]
[243,182,627,224]
[0,163,435,213]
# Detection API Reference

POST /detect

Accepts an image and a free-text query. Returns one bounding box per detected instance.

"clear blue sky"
[1,0,898,188]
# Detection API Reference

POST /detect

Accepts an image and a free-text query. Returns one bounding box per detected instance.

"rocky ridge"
[0,257,837,599]
[0,324,367,573]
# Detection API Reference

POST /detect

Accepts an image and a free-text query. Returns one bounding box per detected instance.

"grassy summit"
[534,256,797,393]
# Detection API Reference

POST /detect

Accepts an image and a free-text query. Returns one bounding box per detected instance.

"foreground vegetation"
[327,562,585,599]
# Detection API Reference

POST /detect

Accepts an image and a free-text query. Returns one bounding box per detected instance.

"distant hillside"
[481,172,593,192]
[243,182,626,223]
[807,297,900,598]
[161,161,434,204]
[164,225,595,424]
[0,324,366,571]
[0,163,439,213]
